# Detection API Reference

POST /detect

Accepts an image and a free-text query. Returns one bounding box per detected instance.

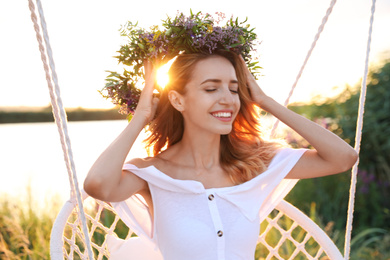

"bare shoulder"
[126,157,160,169]
[125,146,178,175]
[100,157,160,202]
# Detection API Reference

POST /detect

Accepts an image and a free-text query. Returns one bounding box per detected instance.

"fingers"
[239,55,248,73]
[144,60,156,84]
[238,55,254,89]
[239,55,256,82]
[238,55,246,66]
[152,97,159,111]
[142,61,157,96]
[133,62,159,122]
[238,55,266,105]
[144,60,152,75]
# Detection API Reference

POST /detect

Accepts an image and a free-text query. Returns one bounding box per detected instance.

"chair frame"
[51,194,343,260]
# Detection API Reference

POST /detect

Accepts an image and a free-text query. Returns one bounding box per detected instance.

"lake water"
[0,120,148,208]
[0,118,279,210]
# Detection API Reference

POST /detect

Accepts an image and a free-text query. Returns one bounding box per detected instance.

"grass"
[350,228,390,260]
[0,188,62,260]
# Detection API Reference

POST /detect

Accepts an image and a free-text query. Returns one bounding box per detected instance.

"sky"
[0,0,389,109]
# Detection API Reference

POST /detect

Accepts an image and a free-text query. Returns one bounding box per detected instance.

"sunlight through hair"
[156,58,176,89]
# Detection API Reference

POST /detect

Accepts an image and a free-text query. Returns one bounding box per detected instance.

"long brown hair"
[145,50,281,184]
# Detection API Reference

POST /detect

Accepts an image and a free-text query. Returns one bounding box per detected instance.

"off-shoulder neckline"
[124,148,297,191]
[126,160,273,192]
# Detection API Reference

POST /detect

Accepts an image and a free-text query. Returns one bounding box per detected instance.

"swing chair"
[26,0,376,258]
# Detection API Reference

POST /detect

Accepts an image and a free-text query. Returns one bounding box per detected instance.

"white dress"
[108,148,307,260]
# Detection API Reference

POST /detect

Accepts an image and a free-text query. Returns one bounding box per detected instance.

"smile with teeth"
[211,112,232,118]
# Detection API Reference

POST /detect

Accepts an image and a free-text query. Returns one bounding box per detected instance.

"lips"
[210,110,233,121]
[211,112,232,118]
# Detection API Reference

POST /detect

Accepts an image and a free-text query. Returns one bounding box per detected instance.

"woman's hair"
[144,50,282,184]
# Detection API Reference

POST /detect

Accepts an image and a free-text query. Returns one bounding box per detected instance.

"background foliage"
[287,59,390,258]
[1,60,389,259]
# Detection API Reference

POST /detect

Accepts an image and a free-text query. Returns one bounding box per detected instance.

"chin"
[217,126,233,135]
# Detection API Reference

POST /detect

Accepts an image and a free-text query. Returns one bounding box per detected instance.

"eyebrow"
[200,79,239,85]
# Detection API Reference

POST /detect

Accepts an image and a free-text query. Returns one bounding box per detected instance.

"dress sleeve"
[258,148,307,221]
[110,165,156,242]
[213,148,308,222]
[108,164,164,258]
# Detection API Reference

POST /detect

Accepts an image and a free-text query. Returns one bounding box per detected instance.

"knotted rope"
[344,0,376,258]
[27,0,94,258]
[270,0,337,137]
[267,0,375,257]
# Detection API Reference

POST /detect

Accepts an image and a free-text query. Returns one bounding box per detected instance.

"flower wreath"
[100,11,261,115]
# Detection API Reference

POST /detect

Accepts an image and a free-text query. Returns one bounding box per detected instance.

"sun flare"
[157,66,170,88]
[156,58,176,89]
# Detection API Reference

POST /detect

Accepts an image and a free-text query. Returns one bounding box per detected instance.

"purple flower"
[102,11,261,115]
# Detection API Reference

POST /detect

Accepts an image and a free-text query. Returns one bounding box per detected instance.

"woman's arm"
[84,61,159,201]
[240,57,358,179]
[261,97,357,179]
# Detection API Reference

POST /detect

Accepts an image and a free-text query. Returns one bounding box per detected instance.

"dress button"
[208,194,214,201]
[217,230,223,237]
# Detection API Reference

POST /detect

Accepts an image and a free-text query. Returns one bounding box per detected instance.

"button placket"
[206,191,225,259]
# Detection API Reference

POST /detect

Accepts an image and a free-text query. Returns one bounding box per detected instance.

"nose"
[219,87,236,105]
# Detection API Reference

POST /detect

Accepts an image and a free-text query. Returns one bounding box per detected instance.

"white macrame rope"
[27,0,94,258]
[344,0,376,258]
[270,0,337,137]
[33,0,76,199]
[26,0,76,195]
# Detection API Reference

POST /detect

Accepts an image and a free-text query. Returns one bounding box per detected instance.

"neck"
[174,128,221,171]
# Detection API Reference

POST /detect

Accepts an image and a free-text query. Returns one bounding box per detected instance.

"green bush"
[287,59,390,251]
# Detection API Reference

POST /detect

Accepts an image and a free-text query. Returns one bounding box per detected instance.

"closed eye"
[230,89,239,94]
[205,89,217,92]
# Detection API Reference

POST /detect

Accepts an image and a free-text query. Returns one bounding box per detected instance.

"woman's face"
[177,55,241,135]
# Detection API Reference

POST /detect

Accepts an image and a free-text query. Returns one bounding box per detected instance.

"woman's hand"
[238,55,357,179]
[84,60,160,202]
[239,55,268,106]
[133,61,160,124]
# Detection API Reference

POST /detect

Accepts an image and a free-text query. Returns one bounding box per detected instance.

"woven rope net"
[61,198,129,259]
[258,210,329,260]
[57,197,338,260]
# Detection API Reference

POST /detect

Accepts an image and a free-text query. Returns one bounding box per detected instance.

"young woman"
[84,50,358,259]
